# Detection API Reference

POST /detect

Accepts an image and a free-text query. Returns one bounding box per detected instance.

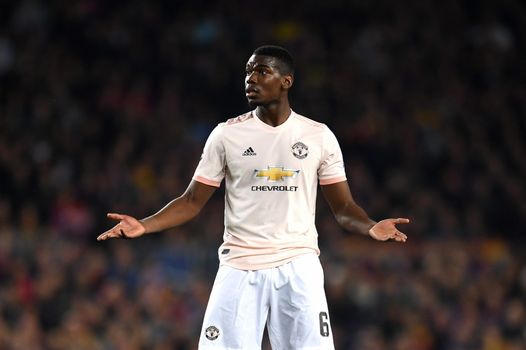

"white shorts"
[198,253,335,350]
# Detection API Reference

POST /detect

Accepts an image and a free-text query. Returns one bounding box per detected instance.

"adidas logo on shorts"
[242,147,256,156]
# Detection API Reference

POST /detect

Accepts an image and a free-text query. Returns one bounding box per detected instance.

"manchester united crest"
[205,325,220,340]
[292,142,309,159]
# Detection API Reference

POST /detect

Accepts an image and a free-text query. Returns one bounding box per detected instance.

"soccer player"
[97,45,409,349]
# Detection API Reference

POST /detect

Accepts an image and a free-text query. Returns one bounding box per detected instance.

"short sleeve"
[318,126,347,185]
[192,124,226,187]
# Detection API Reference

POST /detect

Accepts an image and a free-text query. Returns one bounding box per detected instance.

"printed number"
[319,312,329,337]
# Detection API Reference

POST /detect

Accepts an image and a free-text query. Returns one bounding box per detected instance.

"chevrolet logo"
[254,167,300,181]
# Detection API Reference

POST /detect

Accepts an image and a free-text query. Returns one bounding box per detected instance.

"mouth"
[245,87,259,98]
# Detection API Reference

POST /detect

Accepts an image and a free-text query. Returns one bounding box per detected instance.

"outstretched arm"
[97,180,217,241]
[321,181,408,242]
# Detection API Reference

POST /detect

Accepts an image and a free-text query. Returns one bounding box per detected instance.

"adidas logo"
[242,147,257,156]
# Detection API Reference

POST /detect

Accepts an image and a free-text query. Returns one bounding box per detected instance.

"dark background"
[0,0,525,348]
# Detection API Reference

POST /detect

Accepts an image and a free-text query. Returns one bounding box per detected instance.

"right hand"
[97,213,146,241]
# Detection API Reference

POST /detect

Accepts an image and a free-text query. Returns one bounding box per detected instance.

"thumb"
[107,213,125,221]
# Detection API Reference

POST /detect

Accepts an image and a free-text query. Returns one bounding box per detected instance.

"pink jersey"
[193,110,347,270]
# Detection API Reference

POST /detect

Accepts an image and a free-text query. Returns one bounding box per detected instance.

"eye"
[257,68,271,76]
[245,67,271,76]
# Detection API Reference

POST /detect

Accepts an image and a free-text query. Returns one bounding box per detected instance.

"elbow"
[334,212,352,230]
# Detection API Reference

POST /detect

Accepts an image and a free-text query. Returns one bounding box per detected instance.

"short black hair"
[253,45,294,75]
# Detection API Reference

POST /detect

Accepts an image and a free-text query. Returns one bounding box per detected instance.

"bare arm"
[97,180,217,241]
[321,181,408,242]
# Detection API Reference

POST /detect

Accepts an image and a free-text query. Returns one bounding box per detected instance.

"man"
[98,45,409,349]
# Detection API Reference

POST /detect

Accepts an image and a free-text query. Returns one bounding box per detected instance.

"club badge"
[205,326,220,340]
[292,142,308,159]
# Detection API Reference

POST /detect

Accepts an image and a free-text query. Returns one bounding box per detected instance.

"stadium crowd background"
[1,0,525,349]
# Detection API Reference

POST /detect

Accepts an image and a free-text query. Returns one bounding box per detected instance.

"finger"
[107,213,125,221]
[97,231,111,241]
[394,218,410,224]
[97,228,120,241]
[395,229,407,237]
[394,230,407,242]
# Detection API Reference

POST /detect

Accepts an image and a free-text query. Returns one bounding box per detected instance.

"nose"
[245,71,257,85]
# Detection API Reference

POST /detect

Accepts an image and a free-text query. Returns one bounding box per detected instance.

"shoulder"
[224,111,254,126]
[208,112,254,142]
[292,111,329,131]
[292,111,341,147]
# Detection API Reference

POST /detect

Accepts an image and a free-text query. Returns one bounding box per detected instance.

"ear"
[281,74,294,90]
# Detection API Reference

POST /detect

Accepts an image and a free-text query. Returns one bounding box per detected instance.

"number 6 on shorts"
[319,311,330,337]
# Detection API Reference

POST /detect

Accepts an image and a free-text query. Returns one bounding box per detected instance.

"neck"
[255,100,291,127]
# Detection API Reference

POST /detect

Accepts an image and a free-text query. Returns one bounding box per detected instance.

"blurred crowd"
[0,0,525,349]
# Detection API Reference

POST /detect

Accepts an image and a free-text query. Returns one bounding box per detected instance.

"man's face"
[245,55,291,107]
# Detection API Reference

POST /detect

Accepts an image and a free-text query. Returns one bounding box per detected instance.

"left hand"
[369,218,410,242]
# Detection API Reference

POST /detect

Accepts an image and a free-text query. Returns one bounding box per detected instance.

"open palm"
[97,213,146,241]
[369,218,409,242]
